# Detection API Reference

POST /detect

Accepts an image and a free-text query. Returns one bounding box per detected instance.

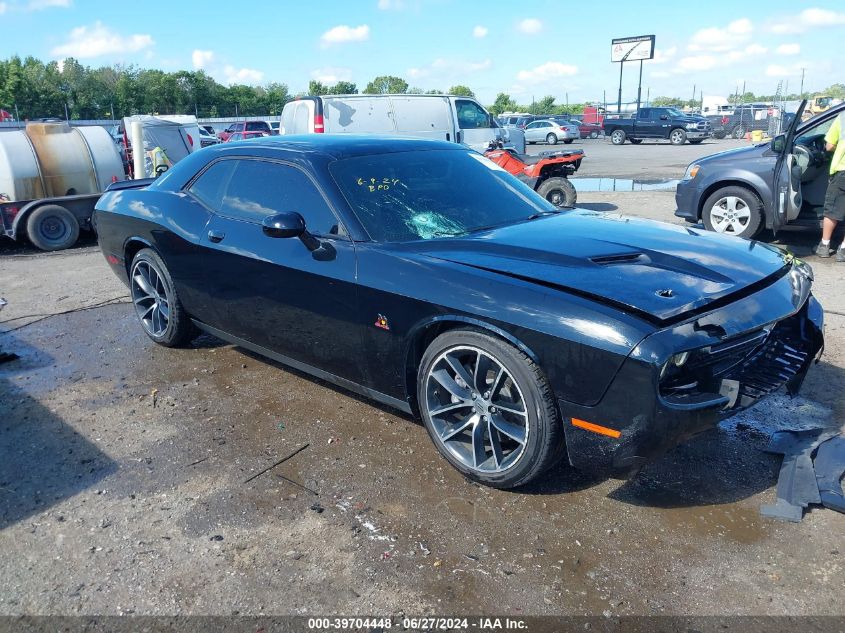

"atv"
[483,141,583,207]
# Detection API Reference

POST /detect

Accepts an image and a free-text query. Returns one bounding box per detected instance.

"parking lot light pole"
[617,61,624,113]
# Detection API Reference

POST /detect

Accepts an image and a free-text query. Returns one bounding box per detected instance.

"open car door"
[772,100,806,233]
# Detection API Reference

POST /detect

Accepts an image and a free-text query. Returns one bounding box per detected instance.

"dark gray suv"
[676,101,842,239]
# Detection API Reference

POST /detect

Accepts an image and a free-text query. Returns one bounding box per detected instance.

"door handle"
[208,229,225,243]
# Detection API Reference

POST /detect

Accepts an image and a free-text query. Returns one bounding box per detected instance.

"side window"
[638,109,650,119]
[197,160,343,237]
[456,99,491,130]
[188,160,238,211]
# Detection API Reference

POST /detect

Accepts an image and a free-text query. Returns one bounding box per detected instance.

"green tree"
[447,84,474,97]
[489,92,517,115]
[363,75,408,94]
[308,80,329,96]
[529,95,556,115]
[425,89,443,95]
[329,81,357,94]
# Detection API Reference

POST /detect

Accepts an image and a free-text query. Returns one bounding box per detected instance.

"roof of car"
[207,134,464,159]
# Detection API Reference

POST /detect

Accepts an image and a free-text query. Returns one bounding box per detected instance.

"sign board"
[611,35,655,63]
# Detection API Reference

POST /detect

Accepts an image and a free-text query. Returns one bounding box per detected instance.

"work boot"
[837,249,845,263]
[815,243,834,258]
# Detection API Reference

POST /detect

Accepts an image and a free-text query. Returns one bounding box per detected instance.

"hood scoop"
[590,252,644,265]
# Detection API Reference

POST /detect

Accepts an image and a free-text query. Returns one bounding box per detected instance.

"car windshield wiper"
[526,209,563,220]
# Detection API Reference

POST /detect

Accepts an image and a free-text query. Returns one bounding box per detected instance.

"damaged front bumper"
[558,264,824,476]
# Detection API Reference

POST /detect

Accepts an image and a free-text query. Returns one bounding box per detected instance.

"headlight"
[683,163,700,180]
[793,258,814,282]
[659,351,690,380]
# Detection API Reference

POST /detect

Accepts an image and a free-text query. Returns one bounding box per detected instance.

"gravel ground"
[1,153,844,617]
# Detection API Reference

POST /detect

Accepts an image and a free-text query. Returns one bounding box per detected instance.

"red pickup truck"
[217,120,272,142]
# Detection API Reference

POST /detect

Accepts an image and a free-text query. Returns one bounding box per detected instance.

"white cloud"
[517,18,543,34]
[688,18,753,52]
[776,43,801,56]
[743,43,768,55]
[765,63,806,78]
[51,22,153,59]
[652,46,677,64]
[27,0,70,8]
[675,55,718,72]
[310,67,353,84]
[407,58,492,80]
[770,8,845,34]
[0,2,7,13]
[674,42,765,74]
[516,61,578,84]
[223,65,263,85]
[320,24,370,47]
[192,49,214,70]
[473,25,488,38]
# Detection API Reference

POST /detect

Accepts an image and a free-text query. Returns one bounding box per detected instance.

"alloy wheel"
[424,345,529,474]
[670,130,685,144]
[710,196,751,234]
[131,259,171,337]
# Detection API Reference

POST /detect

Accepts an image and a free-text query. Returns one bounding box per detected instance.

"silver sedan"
[523,119,580,145]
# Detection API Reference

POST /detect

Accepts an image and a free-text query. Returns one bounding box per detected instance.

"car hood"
[696,143,769,166]
[399,211,791,324]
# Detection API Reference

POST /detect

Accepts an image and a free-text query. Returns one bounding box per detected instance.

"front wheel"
[701,186,763,239]
[26,205,80,251]
[610,129,626,145]
[417,329,565,489]
[669,128,687,145]
[130,248,197,347]
[546,133,558,145]
[731,124,746,139]
[536,177,577,207]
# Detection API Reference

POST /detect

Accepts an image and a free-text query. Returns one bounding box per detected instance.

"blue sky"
[0,0,841,104]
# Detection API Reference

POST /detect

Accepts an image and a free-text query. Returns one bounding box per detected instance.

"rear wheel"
[610,129,626,145]
[731,124,746,139]
[130,248,197,347]
[702,186,763,239]
[417,329,564,489]
[546,133,558,145]
[589,131,599,139]
[536,177,577,207]
[669,128,687,145]
[25,205,80,251]
[714,131,726,139]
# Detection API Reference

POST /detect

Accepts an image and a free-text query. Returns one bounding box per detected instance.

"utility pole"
[691,84,696,110]
[14,103,19,120]
[110,102,115,121]
[64,102,69,121]
[646,87,650,106]
[617,61,624,113]
[799,68,806,98]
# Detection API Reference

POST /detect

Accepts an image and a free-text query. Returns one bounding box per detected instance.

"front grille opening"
[659,316,811,411]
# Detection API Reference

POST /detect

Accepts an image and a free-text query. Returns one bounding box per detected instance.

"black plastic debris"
[761,428,844,522]
[814,436,845,513]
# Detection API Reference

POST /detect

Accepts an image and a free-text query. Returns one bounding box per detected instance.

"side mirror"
[771,134,786,153]
[262,212,305,239]
[659,115,669,120]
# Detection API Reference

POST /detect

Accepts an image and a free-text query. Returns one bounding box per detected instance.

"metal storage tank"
[0,122,123,203]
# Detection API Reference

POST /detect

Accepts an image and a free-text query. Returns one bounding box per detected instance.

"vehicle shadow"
[0,231,98,256]
[0,336,117,530]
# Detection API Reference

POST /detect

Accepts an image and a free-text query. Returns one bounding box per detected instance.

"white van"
[281,94,524,153]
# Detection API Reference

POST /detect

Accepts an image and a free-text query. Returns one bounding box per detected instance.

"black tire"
[610,129,626,145]
[536,177,577,207]
[546,133,558,145]
[589,131,598,139]
[630,139,643,145]
[25,205,80,251]
[731,124,746,139]
[714,131,726,139]
[701,186,763,239]
[129,248,197,347]
[417,328,565,489]
[563,139,574,144]
[688,139,703,144]
[669,128,687,145]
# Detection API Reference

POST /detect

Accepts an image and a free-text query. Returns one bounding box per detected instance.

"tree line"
[2,55,843,121]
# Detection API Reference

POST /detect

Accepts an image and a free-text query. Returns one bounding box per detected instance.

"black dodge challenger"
[94,136,824,489]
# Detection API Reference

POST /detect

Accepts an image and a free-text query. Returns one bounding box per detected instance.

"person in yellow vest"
[816,112,845,261]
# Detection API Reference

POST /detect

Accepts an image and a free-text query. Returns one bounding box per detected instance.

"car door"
[524,121,542,143]
[187,157,365,383]
[636,108,658,138]
[454,98,498,150]
[772,100,807,233]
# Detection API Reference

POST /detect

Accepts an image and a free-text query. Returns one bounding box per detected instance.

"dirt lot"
[1,142,844,617]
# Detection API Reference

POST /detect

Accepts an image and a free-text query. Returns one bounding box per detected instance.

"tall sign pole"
[611,35,655,114]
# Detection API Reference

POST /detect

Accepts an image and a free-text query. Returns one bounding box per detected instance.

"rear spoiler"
[105,178,156,192]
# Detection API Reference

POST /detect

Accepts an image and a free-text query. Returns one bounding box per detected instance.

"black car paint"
[604,107,711,142]
[675,105,843,229]
[95,136,824,474]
